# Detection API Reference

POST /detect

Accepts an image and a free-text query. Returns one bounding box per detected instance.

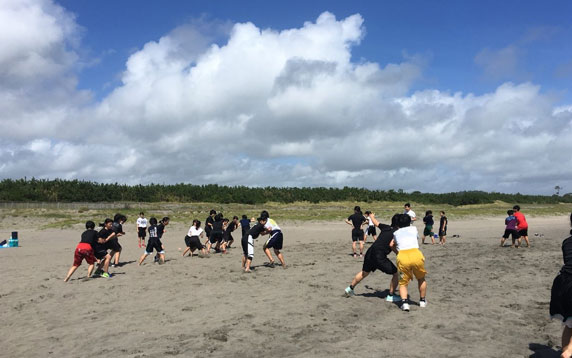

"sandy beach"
[0,215,569,357]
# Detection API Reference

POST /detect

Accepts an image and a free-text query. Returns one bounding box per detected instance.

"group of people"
[64,209,288,281]
[344,205,428,312]
[501,205,530,248]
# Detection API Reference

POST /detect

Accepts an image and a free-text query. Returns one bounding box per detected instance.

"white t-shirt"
[404,209,416,221]
[188,226,204,237]
[393,226,419,251]
[367,217,373,226]
[264,218,281,232]
[137,217,148,228]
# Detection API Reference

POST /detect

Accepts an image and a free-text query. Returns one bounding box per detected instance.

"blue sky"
[61,0,572,102]
[1,0,572,194]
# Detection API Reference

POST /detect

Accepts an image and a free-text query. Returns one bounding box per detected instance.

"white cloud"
[0,1,572,194]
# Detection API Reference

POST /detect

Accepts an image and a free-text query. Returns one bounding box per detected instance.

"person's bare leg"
[103,255,111,272]
[64,265,79,282]
[113,249,121,265]
[352,241,357,256]
[390,273,398,295]
[399,284,408,301]
[422,236,425,244]
[373,234,377,242]
[523,235,530,247]
[500,237,506,247]
[562,326,572,358]
[275,249,286,267]
[87,264,95,278]
[182,247,190,256]
[264,248,275,263]
[359,241,364,255]
[431,234,436,244]
[350,271,369,288]
[159,253,165,264]
[138,253,148,265]
[418,277,427,298]
[442,235,446,245]
[244,258,252,272]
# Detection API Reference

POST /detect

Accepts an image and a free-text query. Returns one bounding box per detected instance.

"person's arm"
[345,219,353,227]
[370,213,380,227]
[389,239,398,254]
[105,232,116,242]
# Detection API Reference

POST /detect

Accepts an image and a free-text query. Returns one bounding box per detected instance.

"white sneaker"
[344,286,355,297]
[401,302,410,311]
[419,300,427,308]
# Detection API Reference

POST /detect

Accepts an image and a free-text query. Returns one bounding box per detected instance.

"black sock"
[420,297,426,301]
[349,285,354,290]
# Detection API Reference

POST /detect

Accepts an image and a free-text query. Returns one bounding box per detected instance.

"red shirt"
[514,212,528,230]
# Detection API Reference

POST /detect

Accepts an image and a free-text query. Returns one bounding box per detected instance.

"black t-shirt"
[423,215,434,226]
[112,222,123,234]
[348,213,367,230]
[440,216,448,231]
[561,236,572,275]
[246,223,265,239]
[81,229,98,246]
[206,216,214,230]
[157,224,166,238]
[148,225,158,239]
[213,219,224,232]
[225,222,237,234]
[96,228,113,250]
[370,223,395,257]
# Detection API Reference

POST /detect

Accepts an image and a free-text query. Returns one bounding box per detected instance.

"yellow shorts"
[397,248,427,286]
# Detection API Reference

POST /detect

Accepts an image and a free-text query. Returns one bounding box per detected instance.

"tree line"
[0,178,570,206]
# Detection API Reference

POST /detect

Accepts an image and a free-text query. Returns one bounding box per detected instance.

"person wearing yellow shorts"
[391,214,427,312]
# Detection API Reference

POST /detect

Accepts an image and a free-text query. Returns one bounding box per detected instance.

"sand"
[0,215,569,357]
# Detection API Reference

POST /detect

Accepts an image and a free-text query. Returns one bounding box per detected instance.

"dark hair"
[139,212,144,215]
[85,220,95,229]
[257,217,267,223]
[161,217,170,224]
[233,216,239,220]
[149,217,158,225]
[210,210,217,215]
[364,210,371,215]
[425,210,432,216]
[215,213,223,221]
[223,218,230,223]
[513,205,521,211]
[507,210,514,216]
[354,206,361,213]
[404,203,411,208]
[242,214,247,219]
[99,218,113,227]
[260,210,269,219]
[194,219,201,228]
[440,211,445,215]
[390,214,401,229]
[113,213,127,223]
[397,214,411,228]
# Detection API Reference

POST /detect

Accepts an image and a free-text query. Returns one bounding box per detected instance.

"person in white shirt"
[391,214,427,312]
[403,203,416,224]
[260,210,286,269]
[182,220,207,257]
[136,212,148,248]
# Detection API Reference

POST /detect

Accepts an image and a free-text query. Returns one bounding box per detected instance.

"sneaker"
[101,272,111,278]
[344,286,355,297]
[401,302,410,311]
[268,262,275,268]
[419,299,427,308]
[359,253,363,258]
[110,264,116,268]
[353,253,357,258]
[386,294,402,302]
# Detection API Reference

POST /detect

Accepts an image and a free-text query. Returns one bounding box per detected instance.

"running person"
[438,211,448,245]
[363,211,377,242]
[204,210,216,246]
[64,221,98,282]
[139,217,166,265]
[513,205,530,248]
[422,210,435,245]
[241,217,268,272]
[136,212,148,248]
[550,213,572,358]
[223,216,239,250]
[392,214,427,312]
[260,210,286,269]
[96,218,116,278]
[110,213,126,267]
[344,213,400,302]
[345,206,367,258]
[501,210,520,248]
[182,219,207,257]
[207,213,224,253]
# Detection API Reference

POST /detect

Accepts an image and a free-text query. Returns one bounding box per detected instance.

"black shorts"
[518,228,528,237]
[146,238,164,254]
[352,228,364,242]
[439,230,447,237]
[138,227,147,238]
[94,247,108,260]
[224,232,234,242]
[366,226,377,236]
[503,229,520,239]
[209,231,223,244]
[362,248,397,275]
[105,238,122,252]
[185,235,203,250]
[264,231,283,250]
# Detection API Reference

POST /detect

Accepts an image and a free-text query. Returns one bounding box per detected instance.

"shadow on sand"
[529,343,561,358]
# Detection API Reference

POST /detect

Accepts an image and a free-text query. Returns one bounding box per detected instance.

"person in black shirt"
[345,206,367,258]
[242,217,269,272]
[422,210,435,245]
[95,218,115,278]
[239,214,251,237]
[344,213,400,301]
[439,211,448,245]
[550,213,572,358]
[64,221,98,282]
[139,217,166,265]
[153,217,169,263]
[207,213,224,253]
[109,214,127,267]
[204,210,216,246]
[222,216,239,251]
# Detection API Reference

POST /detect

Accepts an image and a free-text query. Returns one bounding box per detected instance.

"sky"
[1,0,571,194]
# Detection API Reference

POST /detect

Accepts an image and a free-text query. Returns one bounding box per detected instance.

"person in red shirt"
[513,205,530,248]
[64,221,98,282]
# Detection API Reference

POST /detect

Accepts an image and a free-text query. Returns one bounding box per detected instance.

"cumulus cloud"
[1,1,571,194]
